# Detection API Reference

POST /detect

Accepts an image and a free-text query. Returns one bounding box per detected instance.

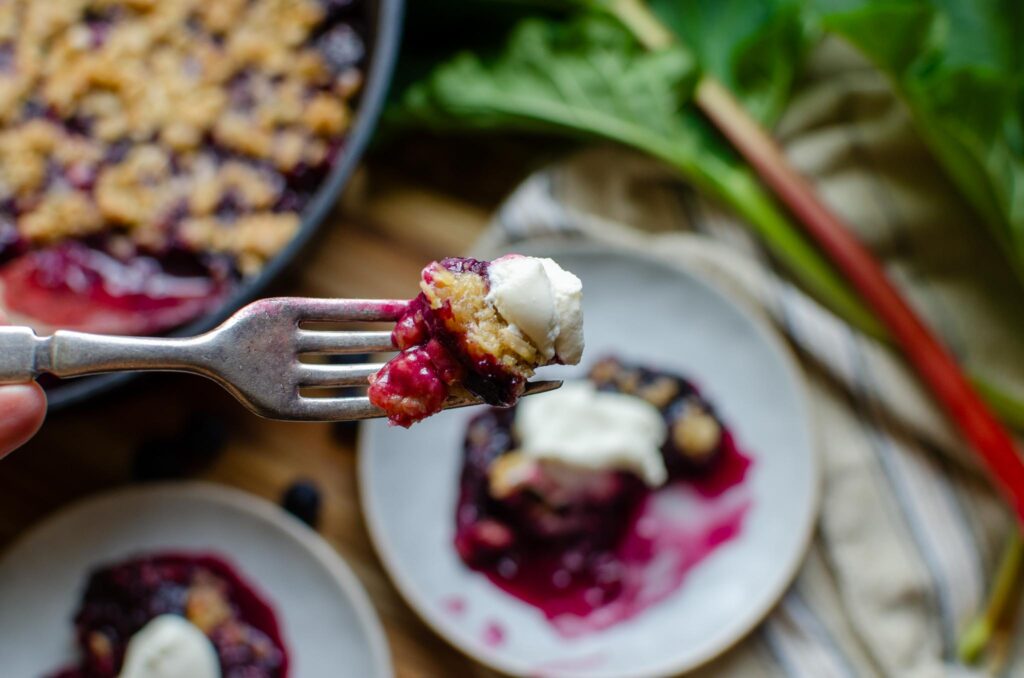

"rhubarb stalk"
[612,4,1024,507]
[695,78,1024,524]
[608,0,1024,431]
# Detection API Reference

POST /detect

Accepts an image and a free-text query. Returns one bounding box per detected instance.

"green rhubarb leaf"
[394,18,701,150]
[648,0,814,124]
[815,0,1024,281]
[391,15,881,334]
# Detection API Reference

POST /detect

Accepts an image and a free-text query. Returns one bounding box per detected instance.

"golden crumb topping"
[0,0,362,270]
[181,212,300,275]
[422,266,545,378]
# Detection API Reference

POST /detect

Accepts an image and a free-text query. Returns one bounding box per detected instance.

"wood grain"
[0,158,517,678]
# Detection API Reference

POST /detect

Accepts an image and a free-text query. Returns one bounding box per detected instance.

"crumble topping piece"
[420,263,543,382]
[369,256,585,427]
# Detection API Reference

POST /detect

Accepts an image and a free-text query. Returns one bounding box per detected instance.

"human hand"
[0,311,45,459]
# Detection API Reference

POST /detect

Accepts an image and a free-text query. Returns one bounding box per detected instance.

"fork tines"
[296,331,394,355]
[274,297,561,421]
[285,297,410,323]
[297,362,385,389]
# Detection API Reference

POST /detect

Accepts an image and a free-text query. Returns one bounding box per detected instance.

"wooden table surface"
[0,141,545,678]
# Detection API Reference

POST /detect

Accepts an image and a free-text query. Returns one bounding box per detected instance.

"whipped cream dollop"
[515,381,668,486]
[486,255,584,364]
[118,615,221,678]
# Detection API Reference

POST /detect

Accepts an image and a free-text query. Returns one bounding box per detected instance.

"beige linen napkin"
[474,40,1023,678]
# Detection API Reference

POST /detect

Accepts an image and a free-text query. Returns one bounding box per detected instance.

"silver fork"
[0,298,561,421]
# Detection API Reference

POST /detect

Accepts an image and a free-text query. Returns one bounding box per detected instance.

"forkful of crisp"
[0,256,583,426]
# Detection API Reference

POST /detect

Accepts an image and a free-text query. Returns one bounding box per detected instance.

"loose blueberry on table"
[132,411,230,481]
[368,255,584,427]
[281,479,323,528]
[454,356,754,634]
[0,0,365,335]
[51,553,288,678]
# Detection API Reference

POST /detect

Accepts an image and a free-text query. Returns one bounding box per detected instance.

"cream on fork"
[0,298,561,422]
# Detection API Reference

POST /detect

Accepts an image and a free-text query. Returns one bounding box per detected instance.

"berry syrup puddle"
[462,442,753,638]
[562,466,752,637]
[0,242,229,334]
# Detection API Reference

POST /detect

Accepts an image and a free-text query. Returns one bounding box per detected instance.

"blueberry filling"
[368,257,529,427]
[453,357,754,631]
[51,553,288,678]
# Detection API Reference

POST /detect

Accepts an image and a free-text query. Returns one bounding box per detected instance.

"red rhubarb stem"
[695,78,1024,524]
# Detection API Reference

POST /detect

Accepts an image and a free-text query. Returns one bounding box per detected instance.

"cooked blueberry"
[331,420,359,445]
[274,190,304,213]
[87,22,111,48]
[226,72,256,109]
[284,159,331,194]
[214,192,244,222]
[103,139,132,164]
[0,44,15,73]
[0,217,22,263]
[131,413,228,481]
[282,480,322,527]
[132,438,185,481]
[321,0,357,17]
[439,256,490,277]
[65,162,98,192]
[316,24,364,73]
[179,411,230,461]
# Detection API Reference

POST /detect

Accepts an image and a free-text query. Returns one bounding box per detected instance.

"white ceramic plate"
[360,244,818,678]
[0,482,392,678]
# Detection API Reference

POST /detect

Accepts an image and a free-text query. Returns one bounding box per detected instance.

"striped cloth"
[473,40,1023,678]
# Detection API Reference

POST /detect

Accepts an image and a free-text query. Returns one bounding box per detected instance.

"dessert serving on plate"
[454,356,754,635]
[0,0,366,335]
[359,247,817,674]
[369,255,584,426]
[52,552,288,678]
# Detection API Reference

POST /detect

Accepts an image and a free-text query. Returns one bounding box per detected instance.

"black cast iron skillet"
[45,0,405,411]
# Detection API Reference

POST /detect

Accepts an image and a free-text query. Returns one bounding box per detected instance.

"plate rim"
[358,241,820,678]
[0,481,394,678]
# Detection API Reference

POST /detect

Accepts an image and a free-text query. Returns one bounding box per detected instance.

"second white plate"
[0,482,392,678]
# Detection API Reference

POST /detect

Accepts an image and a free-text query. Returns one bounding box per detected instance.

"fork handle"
[0,326,208,383]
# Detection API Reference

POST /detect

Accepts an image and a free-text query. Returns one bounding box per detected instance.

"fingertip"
[0,383,47,459]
